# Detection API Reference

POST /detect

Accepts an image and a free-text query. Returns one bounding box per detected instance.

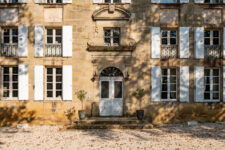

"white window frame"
[204,30,220,46]
[161,30,177,45]
[1,66,18,100]
[2,28,18,45]
[104,28,120,46]
[161,68,177,101]
[204,0,220,4]
[45,67,62,100]
[45,28,62,45]
[204,68,220,102]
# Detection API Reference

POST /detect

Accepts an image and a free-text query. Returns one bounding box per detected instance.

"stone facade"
[0,0,224,126]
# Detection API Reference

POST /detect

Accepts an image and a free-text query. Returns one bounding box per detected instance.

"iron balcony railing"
[45,44,62,57]
[161,45,178,58]
[205,45,220,58]
[1,44,18,57]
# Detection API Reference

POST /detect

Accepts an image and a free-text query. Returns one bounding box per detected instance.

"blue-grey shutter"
[35,0,43,3]
[151,27,160,58]
[19,65,29,100]
[195,0,204,3]
[194,66,204,102]
[151,0,160,3]
[180,66,189,102]
[180,0,189,3]
[223,27,225,58]
[18,26,28,57]
[63,65,72,100]
[195,27,204,59]
[180,27,189,58]
[34,66,43,101]
[18,0,27,3]
[34,26,43,57]
[151,66,161,102]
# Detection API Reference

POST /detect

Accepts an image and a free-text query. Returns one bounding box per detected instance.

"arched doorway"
[99,67,123,116]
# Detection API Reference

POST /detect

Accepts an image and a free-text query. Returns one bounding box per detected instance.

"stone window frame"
[161,68,178,102]
[204,68,220,102]
[1,66,18,100]
[104,28,120,46]
[45,67,63,100]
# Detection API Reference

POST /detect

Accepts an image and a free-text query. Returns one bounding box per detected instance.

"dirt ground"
[0,123,224,150]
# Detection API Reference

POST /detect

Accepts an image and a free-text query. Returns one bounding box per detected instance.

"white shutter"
[180,0,189,3]
[180,27,189,58]
[195,0,204,3]
[223,67,225,102]
[93,0,103,3]
[224,0,225,3]
[63,26,72,57]
[18,0,27,3]
[18,26,28,57]
[151,66,161,102]
[34,26,43,57]
[194,66,204,102]
[180,66,189,102]
[151,27,160,58]
[63,65,72,100]
[34,66,43,101]
[122,0,131,3]
[35,0,43,3]
[63,0,72,3]
[19,65,29,100]
[151,0,160,3]
[223,27,225,58]
[195,27,204,59]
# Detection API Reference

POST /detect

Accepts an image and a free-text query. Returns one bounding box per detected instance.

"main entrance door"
[99,67,123,116]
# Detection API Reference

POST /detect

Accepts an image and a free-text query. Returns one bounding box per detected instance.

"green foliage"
[75,90,87,110]
[132,88,145,109]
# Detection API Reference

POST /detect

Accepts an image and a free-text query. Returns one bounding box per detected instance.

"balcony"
[205,45,220,58]
[45,44,62,57]
[1,44,18,57]
[161,45,178,59]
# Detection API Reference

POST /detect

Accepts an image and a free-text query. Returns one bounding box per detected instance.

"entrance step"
[69,117,153,129]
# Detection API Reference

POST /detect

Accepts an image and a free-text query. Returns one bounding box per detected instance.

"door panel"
[99,100,112,116]
[111,99,123,116]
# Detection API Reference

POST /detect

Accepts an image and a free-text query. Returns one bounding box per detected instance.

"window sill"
[87,44,136,52]
[195,100,220,102]
[161,99,177,102]
[1,98,19,101]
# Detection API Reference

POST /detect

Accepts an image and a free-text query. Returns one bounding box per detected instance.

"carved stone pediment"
[92,6,131,21]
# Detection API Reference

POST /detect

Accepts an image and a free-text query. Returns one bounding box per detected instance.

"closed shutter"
[151,0,160,3]
[151,66,161,102]
[223,67,225,102]
[34,26,43,57]
[122,0,131,3]
[195,0,204,3]
[93,0,103,3]
[63,0,72,3]
[195,27,204,59]
[224,0,225,3]
[223,27,225,58]
[18,26,28,57]
[180,0,189,3]
[35,0,43,3]
[63,26,72,57]
[151,27,160,58]
[19,65,29,100]
[18,0,27,3]
[63,65,72,100]
[34,66,43,100]
[180,27,189,58]
[180,66,189,102]
[194,66,204,102]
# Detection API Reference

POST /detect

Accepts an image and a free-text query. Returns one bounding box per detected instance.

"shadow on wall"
[0,104,36,126]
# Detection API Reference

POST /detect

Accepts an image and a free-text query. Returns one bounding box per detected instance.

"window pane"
[3,91,9,97]
[4,75,9,81]
[204,93,210,99]
[213,69,219,76]
[114,0,120,3]
[47,68,53,74]
[161,30,167,37]
[56,76,62,82]
[47,83,53,89]
[204,38,210,45]
[162,77,167,84]
[56,91,62,97]
[213,85,219,91]
[205,85,210,91]
[101,81,109,98]
[162,38,167,45]
[114,81,122,98]
[12,37,18,43]
[162,69,167,75]
[56,29,62,36]
[47,37,53,43]
[170,92,176,99]
[3,83,9,89]
[213,93,219,99]
[213,31,219,37]
[205,77,210,84]
[204,0,210,3]
[13,90,18,97]
[113,38,120,46]
[56,68,62,74]
[47,76,53,82]
[4,37,9,43]
[162,84,167,91]
[113,29,120,36]
[47,91,53,97]
[170,84,176,91]
[105,0,111,3]
[55,37,61,44]
[213,77,219,84]
[170,38,176,45]
[204,31,210,37]
[104,29,111,36]
[13,83,18,89]
[13,75,19,81]
[213,38,219,45]
[170,69,176,75]
[170,77,176,83]
[104,38,111,45]
[13,67,18,74]
[56,0,62,3]
[204,69,210,76]
[56,83,62,90]
[12,29,18,36]
[4,29,10,36]
[161,92,167,99]
[47,29,53,35]
[170,30,176,37]
[3,67,9,74]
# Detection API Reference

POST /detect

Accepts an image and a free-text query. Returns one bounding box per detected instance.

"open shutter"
[19,65,28,100]
[34,26,43,57]
[195,0,204,3]
[195,27,204,59]
[151,0,160,3]
[223,27,225,58]
[122,0,131,3]
[151,66,161,102]
[63,0,72,3]
[223,67,225,102]
[63,26,72,57]
[63,65,72,100]
[18,26,28,57]
[180,66,189,102]
[180,27,189,58]
[93,0,103,3]
[34,66,43,101]
[194,66,204,102]
[151,27,160,58]
[180,0,189,3]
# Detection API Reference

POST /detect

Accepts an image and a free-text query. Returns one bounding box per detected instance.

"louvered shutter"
[63,26,72,57]
[35,0,43,3]
[93,0,103,3]
[34,26,43,57]
[151,66,161,102]
[18,26,28,57]
[180,27,189,58]
[122,0,131,3]
[63,65,72,100]
[223,67,225,102]
[195,0,204,3]
[34,66,43,100]
[151,0,160,3]
[194,66,204,102]
[19,65,29,100]
[195,27,204,59]
[223,27,225,58]
[180,0,189,3]
[63,0,72,3]
[18,0,27,3]
[151,27,160,58]
[180,66,189,102]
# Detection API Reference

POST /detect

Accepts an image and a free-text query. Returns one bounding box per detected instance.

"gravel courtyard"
[0,123,224,150]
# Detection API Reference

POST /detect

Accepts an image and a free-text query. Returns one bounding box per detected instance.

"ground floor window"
[46,67,62,99]
[161,68,177,101]
[2,66,18,99]
[204,69,220,100]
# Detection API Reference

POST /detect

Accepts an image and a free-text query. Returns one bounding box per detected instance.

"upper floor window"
[161,30,177,58]
[204,30,219,46]
[3,28,18,44]
[104,0,120,3]
[46,0,62,3]
[104,28,120,46]
[204,0,219,3]
[160,0,176,3]
[45,28,62,57]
